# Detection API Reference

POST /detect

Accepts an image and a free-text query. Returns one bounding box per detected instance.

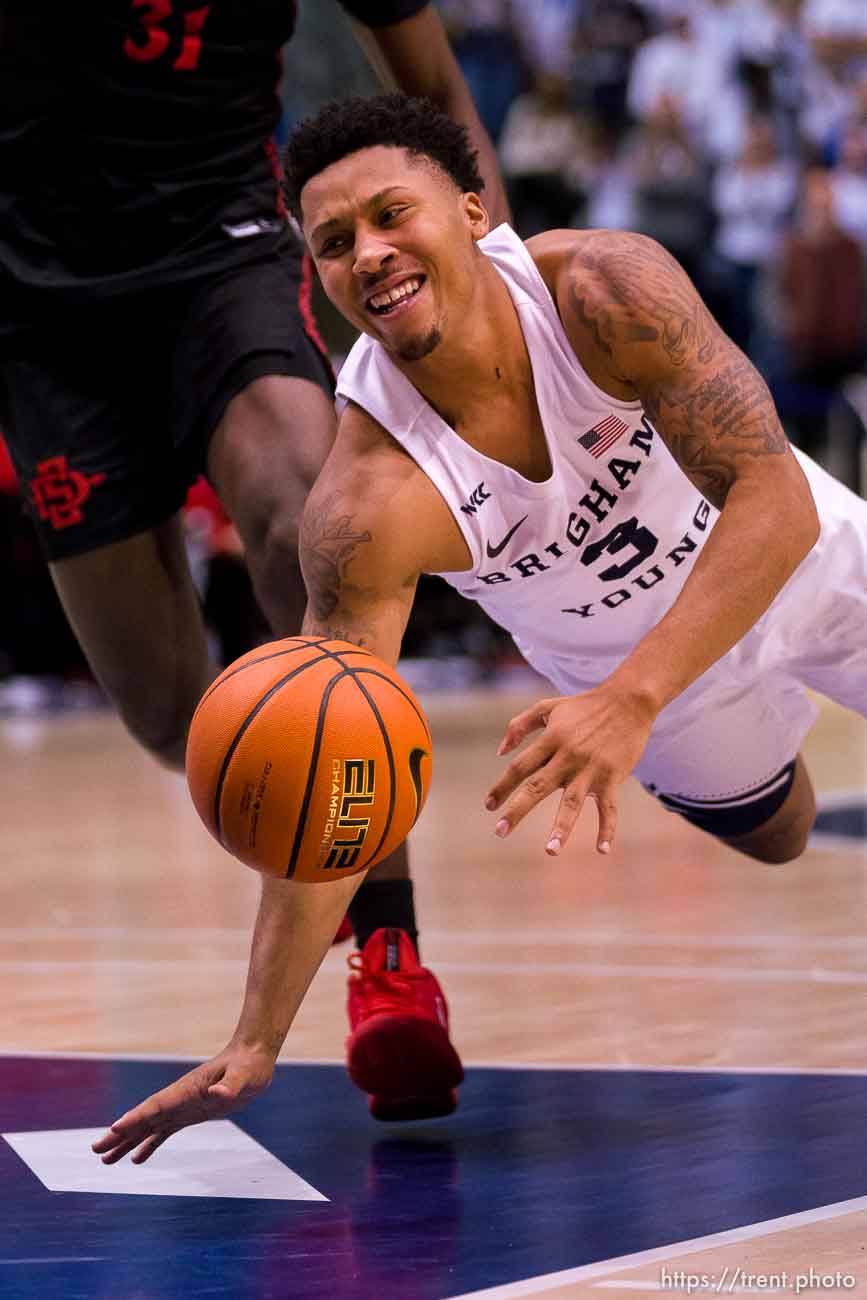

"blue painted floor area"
[814,800,867,840]
[1,1057,866,1299]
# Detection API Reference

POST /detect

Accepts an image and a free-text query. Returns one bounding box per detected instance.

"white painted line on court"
[444,1196,867,1298]
[425,930,867,951]
[463,1060,867,1076]
[7,927,867,951]
[3,958,867,984]
[3,1122,328,1201]
[0,960,249,970]
[433,962,867,985]
[0,926,250,940]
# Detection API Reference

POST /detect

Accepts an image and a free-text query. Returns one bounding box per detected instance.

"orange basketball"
[185,637,432,883]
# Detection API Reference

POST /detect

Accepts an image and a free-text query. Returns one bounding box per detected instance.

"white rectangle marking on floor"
[2,1121,328,1201]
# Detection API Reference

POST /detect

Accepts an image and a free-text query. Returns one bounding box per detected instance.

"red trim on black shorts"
[299,250,331,368]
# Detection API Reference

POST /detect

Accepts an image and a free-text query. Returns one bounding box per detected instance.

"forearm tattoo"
[299,492,374,643]
[567,233,787,510]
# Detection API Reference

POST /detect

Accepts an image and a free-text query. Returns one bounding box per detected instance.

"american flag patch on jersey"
[578,414,629,458]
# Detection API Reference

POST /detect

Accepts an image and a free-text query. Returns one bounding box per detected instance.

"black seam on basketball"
[195,638,374,716]
[196,638,333,716]
[213,649,347,847]
[349,668,432,746]
[342,674,397,871]
[284,655,427,877]
[286,669,352,878]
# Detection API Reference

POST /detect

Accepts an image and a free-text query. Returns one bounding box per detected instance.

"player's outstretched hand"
[91,1042,276,1165]
[485,685,657,856]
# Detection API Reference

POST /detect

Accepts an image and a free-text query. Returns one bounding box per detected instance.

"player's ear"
[462,192,490,242]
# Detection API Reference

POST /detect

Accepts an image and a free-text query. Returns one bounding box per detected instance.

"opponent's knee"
[104,667,207,770]
[116,696,195,771]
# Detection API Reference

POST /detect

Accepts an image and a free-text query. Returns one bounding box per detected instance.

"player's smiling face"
[301,145,488,363]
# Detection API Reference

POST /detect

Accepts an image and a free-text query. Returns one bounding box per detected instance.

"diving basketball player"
[93,92,866,1164]
[4,11,509,1125]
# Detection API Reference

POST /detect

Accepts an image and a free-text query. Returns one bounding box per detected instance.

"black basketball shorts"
[0,244,333,561]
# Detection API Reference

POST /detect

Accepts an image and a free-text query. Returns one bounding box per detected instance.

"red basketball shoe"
[346,927,463,1121]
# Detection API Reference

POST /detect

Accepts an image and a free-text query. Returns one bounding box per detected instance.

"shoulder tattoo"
[566,232,716,368]
[567,233,787,509]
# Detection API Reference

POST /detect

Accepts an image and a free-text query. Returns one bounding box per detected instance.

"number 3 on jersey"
[124,1,211,71]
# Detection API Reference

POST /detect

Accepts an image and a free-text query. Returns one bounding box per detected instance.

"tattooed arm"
[543,228,819,712]
[484,231,820,854]
[301,401,472,661]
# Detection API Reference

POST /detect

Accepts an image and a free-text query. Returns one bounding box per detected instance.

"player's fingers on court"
[91,1112,143,1154]
[497,698,557,756]
[592,787,618,854]
[91,1130,121,1155]
[493,763,565,835]
[545,781,590,855]
[96,1140,132,1165]
[130,1132,171,1165]
[486,736,554,811]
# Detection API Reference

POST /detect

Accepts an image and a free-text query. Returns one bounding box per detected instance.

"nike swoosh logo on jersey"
[486,516,529,558]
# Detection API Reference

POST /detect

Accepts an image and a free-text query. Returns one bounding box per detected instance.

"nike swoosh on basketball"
[486,516,529,559]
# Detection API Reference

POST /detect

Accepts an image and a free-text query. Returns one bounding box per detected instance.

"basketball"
[185,637,432,883]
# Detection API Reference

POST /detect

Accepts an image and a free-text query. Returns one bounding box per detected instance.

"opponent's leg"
[49,515,215,771]
[206,374,334,638]
[0,315,213,773]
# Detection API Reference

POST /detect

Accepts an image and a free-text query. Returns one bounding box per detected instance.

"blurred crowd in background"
[449,0,867,473]
[3,0,867,703]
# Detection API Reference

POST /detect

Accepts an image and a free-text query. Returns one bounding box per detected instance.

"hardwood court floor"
[2,687,866,1297]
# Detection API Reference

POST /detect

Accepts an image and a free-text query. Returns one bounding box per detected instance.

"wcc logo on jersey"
[461,482,491,515]
[321,758,375,871]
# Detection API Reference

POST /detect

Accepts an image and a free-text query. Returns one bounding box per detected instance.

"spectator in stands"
[707,114,799,353]
[802,0,867,67]
[499,74,586,234]
[830,117,867,250]
[572,0,651,135]
[772,166,866,450]
[781,168,866,380]
[626,8,715,141]
[800,0,867,154]
[615,94,714,288]
[740,0,811,157]
[510,0,579,82]
[438,0,528,142]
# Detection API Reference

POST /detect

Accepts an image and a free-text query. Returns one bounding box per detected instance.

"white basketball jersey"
[336,224,862,701]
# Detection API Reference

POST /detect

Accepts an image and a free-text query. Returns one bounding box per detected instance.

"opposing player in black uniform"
[1,2,509,1122]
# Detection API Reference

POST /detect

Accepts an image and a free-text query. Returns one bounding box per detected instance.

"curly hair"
[282,91,485,219]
